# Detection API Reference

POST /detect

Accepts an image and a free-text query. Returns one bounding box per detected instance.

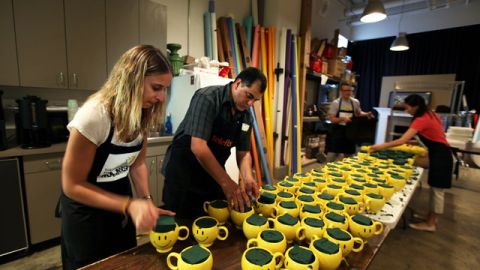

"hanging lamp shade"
[360,0,387,23]
[390,32,409,51]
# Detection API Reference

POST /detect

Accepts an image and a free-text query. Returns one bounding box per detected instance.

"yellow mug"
[323,212,349,231]
[243,213,270,239]
[284,176,301,187]
[166,244,213,270]
[348,183,366,196]
[275,191,295,204]
[320,184,343,197]
[268,213,301,243]
[276,180,297,194]
[336,196,364,215]
[256,192,278,218]
[324,201,346,215]
[387,173,407,191]
[150,215,189,253]
[231,206,255,229]
[329,177,348,187]
[276,201,300,218]
[203,200,229,225]
[192,216,228,247]
[260,184,279,194]
[348,214,384,240]
[362,183,378,194]
[247,229,287,254]
[241,247,284,270]
[312,178,328,191]
[300,181,318,192]
[338,189,363,203]
[294,172,312,182]
[324,227,364,256]
[377,183,395,201]
[296,217,325,243]
[316,192,336,207]
[299,204,323,220]
[283,245,319,270]
[309,236,343,270]
[296,186,316,197]
[295,194,317,208]
[364,193,385,214]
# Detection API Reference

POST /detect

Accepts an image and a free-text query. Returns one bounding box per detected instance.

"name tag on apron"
[338,112,353,126]
[96,150,140,182]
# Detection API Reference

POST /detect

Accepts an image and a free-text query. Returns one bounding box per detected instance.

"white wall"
[311,0,352,41]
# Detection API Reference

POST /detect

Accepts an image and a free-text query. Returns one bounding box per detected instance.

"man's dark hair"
[235,67,267,93]
[404,94,428,118]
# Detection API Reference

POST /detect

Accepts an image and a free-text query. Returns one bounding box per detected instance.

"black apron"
[326,98,356,154]
[162,110,249,220]
[418,133,453,189]
[61,128,143,270]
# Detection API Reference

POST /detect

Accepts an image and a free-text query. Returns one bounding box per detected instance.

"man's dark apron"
[162,111,248,220]
[326,99,356,154]
[60,128,142,270]
[417,133,453,189]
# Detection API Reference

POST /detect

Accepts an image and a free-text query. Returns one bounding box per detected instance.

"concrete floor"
[1,164,479,270]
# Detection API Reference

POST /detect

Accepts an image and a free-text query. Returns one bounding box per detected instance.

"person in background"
[61,45,175,269]
[162,67,266,219]
[370,94,453,232]
[325,82,374,162]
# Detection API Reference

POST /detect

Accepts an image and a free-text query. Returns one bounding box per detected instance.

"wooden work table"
[80,222,391,270]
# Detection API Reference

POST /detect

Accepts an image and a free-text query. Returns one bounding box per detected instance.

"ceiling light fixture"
[390,0,409,51]
[360,0,387,23]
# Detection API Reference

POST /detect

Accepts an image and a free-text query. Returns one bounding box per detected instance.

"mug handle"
[166,252,180,270]
[217,226,229,240]
[246,238,258,249]
[373,221,384,235]
[352,237,364,252]
[177,226,190,240]
[296,226,306,241]
[203,201,210,213]
[270,207,278,218]
[358,202,365,214]
[267,218,276,229]
[273,252,285,268]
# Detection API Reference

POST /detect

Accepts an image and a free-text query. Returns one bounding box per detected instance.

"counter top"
[0,136,173,159]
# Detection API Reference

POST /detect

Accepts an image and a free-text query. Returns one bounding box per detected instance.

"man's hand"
[243,177,259,201]
[220,179,250,213]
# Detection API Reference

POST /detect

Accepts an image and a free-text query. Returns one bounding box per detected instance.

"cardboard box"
[327,58,346,78]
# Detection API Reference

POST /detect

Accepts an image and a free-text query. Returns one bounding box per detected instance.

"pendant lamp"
[390,0,409,51]
[390,32,409,51]
[360,0,387,23]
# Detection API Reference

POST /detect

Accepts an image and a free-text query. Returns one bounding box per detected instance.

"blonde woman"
[61,45,175,269]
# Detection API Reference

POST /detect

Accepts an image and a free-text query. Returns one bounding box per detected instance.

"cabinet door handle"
[73,73,78,87]
[57,72,65,87]
[45,160,62,170]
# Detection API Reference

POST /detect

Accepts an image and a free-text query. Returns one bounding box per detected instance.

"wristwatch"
[143,194,153,200]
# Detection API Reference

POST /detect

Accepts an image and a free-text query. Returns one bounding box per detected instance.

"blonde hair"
[89,45,172,142]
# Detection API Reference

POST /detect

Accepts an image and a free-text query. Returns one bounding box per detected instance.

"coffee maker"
[15,96,51,148]
[0,90,7,150]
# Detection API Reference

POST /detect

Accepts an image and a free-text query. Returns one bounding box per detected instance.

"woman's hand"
[127,199,175,232]
[370,144,383,152]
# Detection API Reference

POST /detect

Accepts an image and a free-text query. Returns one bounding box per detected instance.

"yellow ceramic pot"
[295,194,317,208]
[348,214,384,240]
[329,177,348,187]
[362,183,378,195]
[268,213,301,243]
[241,247,284,270]
[231,206,255,229]
[192,216,228,247]
[284,176,302,187]
[316,192,336,207]
[283,245,319,270]
[387,173,407,191]
[309,236,343,270]
[296,217,325,243]
[324,227,364,256]
[348,183,366,196]
[294,172,312,182]
[166,244,213,270]
[324,201,346,215]
[312,178,328,191]
[243,213,270,239]
[150,216,189,253]
[247,229,287,254]
[256,192,278,218]
[296,186,316,197]
[203,200,229,225]
[364,193,385,214]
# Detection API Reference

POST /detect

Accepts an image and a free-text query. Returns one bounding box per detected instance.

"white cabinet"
[23,153,63,245]
[106,0,139,73]
[14,0,68,88]
[64,0,107,90]
[0,0,19,86]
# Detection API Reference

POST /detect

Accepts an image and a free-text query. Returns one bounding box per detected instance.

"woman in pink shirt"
[371,94,453,232]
